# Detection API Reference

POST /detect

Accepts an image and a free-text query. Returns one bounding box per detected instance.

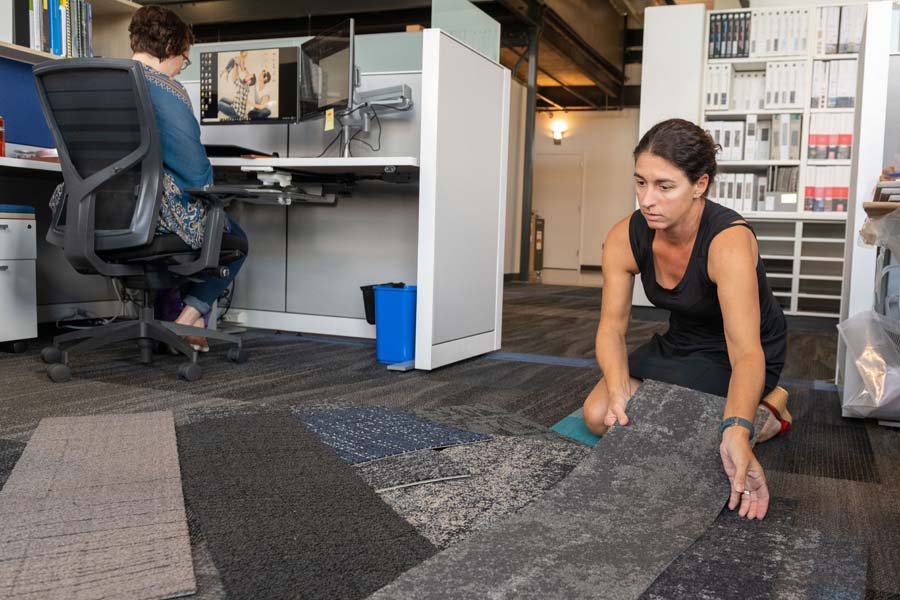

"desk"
[0,156,125,323]
[0,30,510,371]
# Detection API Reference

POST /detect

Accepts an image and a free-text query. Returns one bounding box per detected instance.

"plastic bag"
[837,309,900,420]
[859,206,900,258]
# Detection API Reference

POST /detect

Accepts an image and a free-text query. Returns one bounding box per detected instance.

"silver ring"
[741,490,751,496]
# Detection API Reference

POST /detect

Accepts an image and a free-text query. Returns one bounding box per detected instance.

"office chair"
[33,58,248,383]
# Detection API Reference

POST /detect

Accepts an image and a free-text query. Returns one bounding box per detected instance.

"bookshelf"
[1,0,138,64]
[700,4,870,317]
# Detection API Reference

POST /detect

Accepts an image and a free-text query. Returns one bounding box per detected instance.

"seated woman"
[50,5,248,351]
[582,119,790,521]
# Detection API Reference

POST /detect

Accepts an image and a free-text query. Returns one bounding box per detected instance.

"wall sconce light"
[550,118,568,145]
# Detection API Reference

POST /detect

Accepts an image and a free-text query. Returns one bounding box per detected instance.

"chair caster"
[179,362,202,382]
[47,363,72,383]
[41,346,63,364]
[227,347,247,364]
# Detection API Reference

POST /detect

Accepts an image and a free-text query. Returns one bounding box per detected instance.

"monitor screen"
[199,47,299,125]
[299,19,354,121]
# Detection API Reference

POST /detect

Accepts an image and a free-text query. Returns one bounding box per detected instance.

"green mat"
[550,408,600,446]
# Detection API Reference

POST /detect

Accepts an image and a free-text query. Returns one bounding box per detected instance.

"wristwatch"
[720,416,755,440]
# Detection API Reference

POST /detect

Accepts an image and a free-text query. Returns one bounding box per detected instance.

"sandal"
[755,386,792,443]
[183,335,210,353]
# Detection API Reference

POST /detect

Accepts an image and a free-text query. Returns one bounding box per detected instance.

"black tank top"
[629,200,787,364]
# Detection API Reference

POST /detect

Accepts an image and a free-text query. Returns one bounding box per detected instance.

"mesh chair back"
[33,59,163,272]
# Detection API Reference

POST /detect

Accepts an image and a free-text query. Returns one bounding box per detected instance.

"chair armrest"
[168,186,249,277]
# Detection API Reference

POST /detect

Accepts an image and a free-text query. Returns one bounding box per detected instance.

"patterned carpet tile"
[642,497,868,600]
[294,405,491,465]
[377,435,590,549]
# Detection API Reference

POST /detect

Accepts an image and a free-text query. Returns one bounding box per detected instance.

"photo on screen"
[200,47,298,124]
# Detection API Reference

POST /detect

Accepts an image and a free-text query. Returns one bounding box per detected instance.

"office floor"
[0,282,897,598]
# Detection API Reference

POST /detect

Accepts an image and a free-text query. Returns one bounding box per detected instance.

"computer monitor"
[299,19,355,121]
[199,47,299,124]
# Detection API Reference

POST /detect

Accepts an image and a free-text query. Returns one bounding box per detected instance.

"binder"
[733,121,745,161]
[837,113,852,160]
[49,0,61,56]
[743,173,755,212]
[757,120,771,160]
[841,60,857,108]
[827,60,840,108]
[815,7,826,55]
[779,113,790,161]
[757,175,768,210]
[771,115,781,161]
[745,114,758,160]
[825,6,840,54]
[750,10,759,56]
[789,113,801,160]
[805,167,816,211]
[41,0,50,53]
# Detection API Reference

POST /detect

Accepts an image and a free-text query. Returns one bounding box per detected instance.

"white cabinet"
[0,215,37,343]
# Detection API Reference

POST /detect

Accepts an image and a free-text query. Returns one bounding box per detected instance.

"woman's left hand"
[719,427,770,520]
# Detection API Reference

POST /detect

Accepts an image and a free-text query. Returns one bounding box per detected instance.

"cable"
[349,106,382,153]
[316,129,343,158]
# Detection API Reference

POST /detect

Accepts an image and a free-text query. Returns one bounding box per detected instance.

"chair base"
[43,303,243,382]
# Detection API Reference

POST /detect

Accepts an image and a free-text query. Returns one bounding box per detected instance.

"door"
[533,154,583,270]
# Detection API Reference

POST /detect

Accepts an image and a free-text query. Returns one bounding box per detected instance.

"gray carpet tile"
[355,449,470,492]
[176,412,436,600]
[376,435,590,549]
[0,412,195,600]
[641,498,868,599]
[370,380,730,600]
[408,403,581,444]
[294,405,492,464]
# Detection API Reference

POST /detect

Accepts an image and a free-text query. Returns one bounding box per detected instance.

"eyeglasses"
[181,54,192,70]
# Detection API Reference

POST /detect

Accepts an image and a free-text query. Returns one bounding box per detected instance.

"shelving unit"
[701,4,866,317]
[1,0,139,63]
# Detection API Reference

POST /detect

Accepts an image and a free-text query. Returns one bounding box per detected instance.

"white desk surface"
[209,156,420,176]
[0,157,62,172]
[0,156,420,176]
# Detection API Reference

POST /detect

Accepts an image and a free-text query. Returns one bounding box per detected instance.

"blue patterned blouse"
[50,62,213,249]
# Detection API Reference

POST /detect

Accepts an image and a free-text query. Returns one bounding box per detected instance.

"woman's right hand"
[605,393,630,427]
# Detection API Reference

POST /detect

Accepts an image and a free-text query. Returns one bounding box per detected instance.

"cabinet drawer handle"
[0,265,7,271]
[0,225,8,230]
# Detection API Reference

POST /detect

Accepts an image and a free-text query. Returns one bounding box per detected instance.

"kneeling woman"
[583,119,789,520]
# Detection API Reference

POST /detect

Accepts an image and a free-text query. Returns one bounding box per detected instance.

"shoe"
[183,335,210,353]
[755,386,792,443]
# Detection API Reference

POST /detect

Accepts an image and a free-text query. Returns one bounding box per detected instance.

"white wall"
[503,79,639,275]
[533,109,640,267]
[505,80,527,274]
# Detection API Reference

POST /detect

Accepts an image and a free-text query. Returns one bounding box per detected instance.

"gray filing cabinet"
[0,207,37,345]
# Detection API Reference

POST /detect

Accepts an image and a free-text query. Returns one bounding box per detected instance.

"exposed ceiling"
[145,0,702,111]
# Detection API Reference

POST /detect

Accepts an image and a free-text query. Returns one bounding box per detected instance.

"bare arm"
[708,224,766,424]
[596,217,640,411]
[708,223,770,519]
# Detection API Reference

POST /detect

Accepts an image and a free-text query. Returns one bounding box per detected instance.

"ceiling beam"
[506,46,605,110]
[496,0,624,97]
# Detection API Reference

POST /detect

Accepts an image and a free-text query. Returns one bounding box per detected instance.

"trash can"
[374,284,417,364]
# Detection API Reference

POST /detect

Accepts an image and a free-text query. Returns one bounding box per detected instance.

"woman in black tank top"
[581,119,788,521]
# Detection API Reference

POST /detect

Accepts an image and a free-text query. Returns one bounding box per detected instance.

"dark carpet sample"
[755,387,879,483]
[0,439,25,490]
[355,448,470,492]
[176,412,436,600]
[294,405,491,464]
[642,498,868,600]
[371,381,731,599]
[408,403,580,444]
[0,412,195,600]
[376,435,590,549]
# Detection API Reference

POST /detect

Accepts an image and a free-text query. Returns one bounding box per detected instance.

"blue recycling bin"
[374,285,417,364]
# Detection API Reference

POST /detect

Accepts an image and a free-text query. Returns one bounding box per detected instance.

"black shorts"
[627,334,783,398]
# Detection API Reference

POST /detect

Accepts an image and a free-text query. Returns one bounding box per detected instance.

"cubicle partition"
[183,30,510,370]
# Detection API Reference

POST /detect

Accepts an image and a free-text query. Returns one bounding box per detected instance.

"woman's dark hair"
[633,118,720,191]
[129,5,194,61]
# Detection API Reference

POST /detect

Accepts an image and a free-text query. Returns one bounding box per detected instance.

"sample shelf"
[718,160,801,167]
[0,41,57,65]
[807,159,852,166]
